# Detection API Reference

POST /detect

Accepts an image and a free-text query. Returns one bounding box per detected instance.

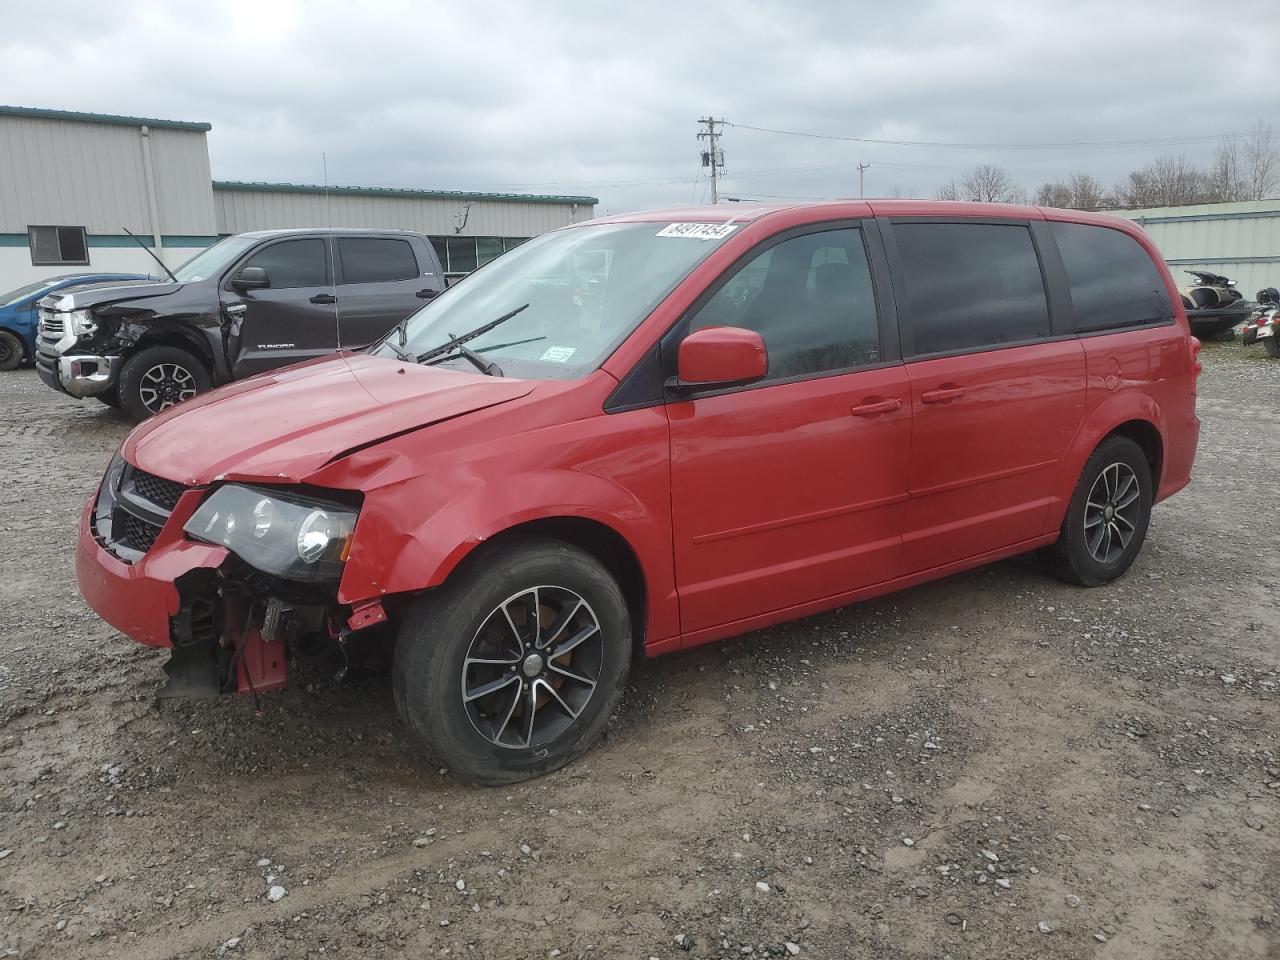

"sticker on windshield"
[655,222,740,241]
[540,346,577,363]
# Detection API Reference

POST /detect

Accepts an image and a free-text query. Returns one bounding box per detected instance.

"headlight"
[184,485,358,583]
[66,309,97,337]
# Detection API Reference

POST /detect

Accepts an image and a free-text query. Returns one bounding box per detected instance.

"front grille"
[39,308,65,337]
[127,469,185,512]
[94,463,190,562]
[118,512,162,553]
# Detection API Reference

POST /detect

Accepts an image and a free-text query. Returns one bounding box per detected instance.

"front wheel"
[393,537,632,785]
[1041,435,1152,587]
[117,345,212,420]
[0,330,23,371]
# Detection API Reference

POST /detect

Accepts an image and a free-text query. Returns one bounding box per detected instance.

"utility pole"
[858,161,871,198]
[698,117,726,204]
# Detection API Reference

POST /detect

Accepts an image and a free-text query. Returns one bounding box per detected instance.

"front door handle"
[416,288,438,300]
[921,385,967,404]
[851,397,902,417]
[310,293,337,305]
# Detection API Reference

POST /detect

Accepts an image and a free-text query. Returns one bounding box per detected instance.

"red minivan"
[76,201,1200,783]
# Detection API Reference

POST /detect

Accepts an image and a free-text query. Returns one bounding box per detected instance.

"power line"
[725,121,1248,151]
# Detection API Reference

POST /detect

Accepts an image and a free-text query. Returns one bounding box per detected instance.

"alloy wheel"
[1084,462,1140,564]
[460,585,604,749]
[138,362,198,413]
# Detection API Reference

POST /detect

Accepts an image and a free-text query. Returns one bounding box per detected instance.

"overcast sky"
[2,0,1276,214]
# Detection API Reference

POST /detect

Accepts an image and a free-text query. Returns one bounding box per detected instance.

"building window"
[477,237,504,267]
[446,237,479,274]
[429,236,533,279]
[29,225,88,266]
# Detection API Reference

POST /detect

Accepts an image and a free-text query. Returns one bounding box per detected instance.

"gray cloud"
[2,0,1276,213]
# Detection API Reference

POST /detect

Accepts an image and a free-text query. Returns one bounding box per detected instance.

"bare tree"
[1208,137,1243,201]
[1035,180,1075,208]
[1038,173,1106,210]
[1066,172,1107,210]
[1111,154,1209,208]
[1202,122,1279,202]
[1241,121,1280,200]
[962,164,1026,203]
[936,164,1024,203]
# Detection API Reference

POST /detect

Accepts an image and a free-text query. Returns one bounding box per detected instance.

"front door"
[222,236,338,378]
[668,226,910,636]
[884,219,1086,571]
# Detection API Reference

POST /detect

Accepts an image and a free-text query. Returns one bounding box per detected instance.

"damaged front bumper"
[37,350,122,398]
[76,497,379,698]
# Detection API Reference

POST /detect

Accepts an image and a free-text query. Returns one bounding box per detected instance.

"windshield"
[2,278,61,306]
[172,235,261,283]
[370,221,738,380]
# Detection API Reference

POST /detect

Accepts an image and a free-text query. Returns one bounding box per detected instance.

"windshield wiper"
[423,335,546,367]
[415,303,530,373]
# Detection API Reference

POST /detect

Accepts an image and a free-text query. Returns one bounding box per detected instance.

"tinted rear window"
[338,237,419,284]
[1049,221,1173,332]
[894,222,1051,355]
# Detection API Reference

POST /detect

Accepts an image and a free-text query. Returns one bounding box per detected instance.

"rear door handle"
[310,293,337,305]
[921,385,967,404]
[851,397,902,417]
[416,288,438,300]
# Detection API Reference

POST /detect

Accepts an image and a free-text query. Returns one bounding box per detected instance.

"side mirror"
[231,266,270,291]
[674,326,768,390]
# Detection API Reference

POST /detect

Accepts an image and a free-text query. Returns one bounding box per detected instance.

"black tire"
[94,386,121,408]
[0,330,23,371]
[1040,435,1152,587]
[393,537,631,785]
[1265,338,1280,359]
[117,345,211,421]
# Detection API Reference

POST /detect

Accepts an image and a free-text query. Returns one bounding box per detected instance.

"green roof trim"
[0,104,211,132]
[213,180,598,207]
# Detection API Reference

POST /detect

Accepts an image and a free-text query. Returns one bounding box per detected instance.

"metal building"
[1114,199,1280,299]
[0,105,595,289]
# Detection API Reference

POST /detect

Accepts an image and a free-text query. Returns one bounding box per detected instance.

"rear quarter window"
[894,222,1051,355]
[1049,221,1174,332]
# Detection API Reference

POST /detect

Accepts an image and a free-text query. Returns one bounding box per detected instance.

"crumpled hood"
[45,280,182,311]
[122,353,535,485]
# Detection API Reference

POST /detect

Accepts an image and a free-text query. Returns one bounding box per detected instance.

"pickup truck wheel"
[117,346,211,420]
[1040,435,1152,587]
[393,537,631,785]
[0,331,22,371]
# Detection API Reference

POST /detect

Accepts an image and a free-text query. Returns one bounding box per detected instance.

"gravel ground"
[1,342,1277,960]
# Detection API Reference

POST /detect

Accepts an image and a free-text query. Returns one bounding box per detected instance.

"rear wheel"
[1041,435,1152,587]
[1265,338,1280,359]
[117,345,211,420]
[0,330,23,371]
[393,537,631,785]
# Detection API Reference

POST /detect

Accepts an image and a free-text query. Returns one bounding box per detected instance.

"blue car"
[0,273,149,371]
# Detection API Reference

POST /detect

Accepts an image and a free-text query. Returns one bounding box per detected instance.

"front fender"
[349,470,654,598]
[337,466,678,646]
[1041,390,1164,536]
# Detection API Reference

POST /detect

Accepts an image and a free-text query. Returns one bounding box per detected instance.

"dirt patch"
[1,342,1277,959]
